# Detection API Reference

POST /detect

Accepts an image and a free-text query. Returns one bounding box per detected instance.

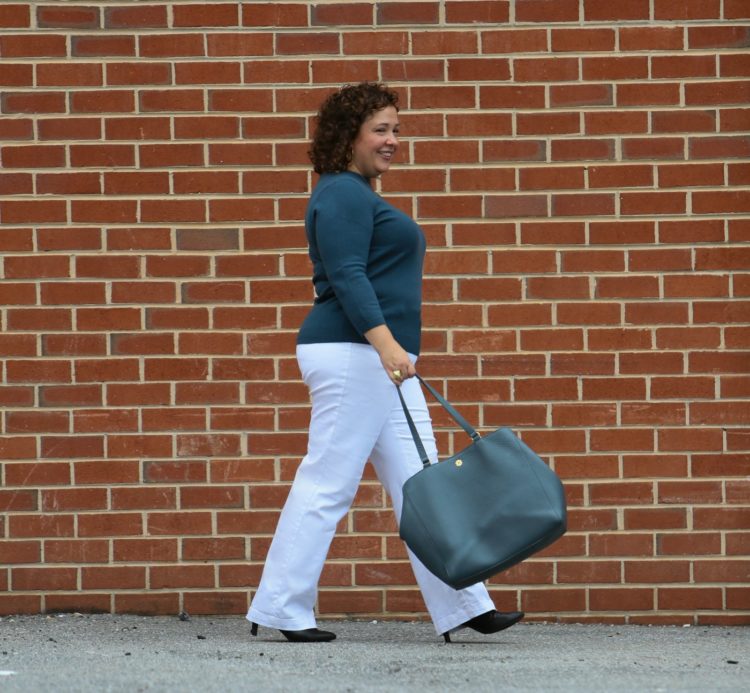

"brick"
[583,57,649,81]
[71,460,138,485]
[584,1,650,20]
[114,592,180,615]
[12,567,77,591]
[141,199,206,223]
[73,408,140,433]
[9,514,74,538]
[0,34,67,57]
[522,588,586,613]
[691,135,750,160]
[686,80,750,106]
[112,281,175,306]
[245,3,309,26]
[42,488,108,512]
[70,89,135,113]
[652,55,716,79]
[618,82,681,107]
[0,541,40,564]
[693,295,748,323]
[561,250,625,272]
[311,3,372,26]
[72,34,135,57]
[620,27,684,51]
[276,32,339,55]
[183,537,245,561]
[182,591,246,615]
[0,64,34,87]
[654,0,721,20]
[521,328,584,351]
[689,25,750,49]
[140,89,204,112]
[105,5,166,28]
[582,374,646,400]
[6,410,69,434]
[0,4,30,28]
[553,192,616,216]
[721,376,750,398]
[3,144,66,168]
[622,137,684,160]
[39,384,102,407]
[140,460,205,484]
[0,118,34,140]
[658,428,724,452]
[552,28,615,52]
[0,386,35,407]
[146,511,212,536]
[140,34,205,58]
[377,2,439,24]
[694,560,750,583]
[104,116,169,140]
[520,166,584,191]
[590,533,654,557]
[318,590,383,615]
[585,111,648,135]
[625,560,691,583]
[0,92,65,115]
[726,0,750,18]
[173,3,239,27]
[515,57,579,82]
[444,1,508,23]
[517,0,579,22]
[457,276,521,302]
[0,489,37,512]
[624,508,687,530]
[175,382,239,405]
[37,62,103,87]
[621,401,686,426]
[552,138,615,161]
[150,565,214,589]
[660,587,723,611]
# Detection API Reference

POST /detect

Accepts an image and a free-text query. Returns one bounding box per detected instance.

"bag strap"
[396,374,481,470]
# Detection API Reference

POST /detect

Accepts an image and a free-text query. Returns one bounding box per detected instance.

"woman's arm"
[364,324,416,385]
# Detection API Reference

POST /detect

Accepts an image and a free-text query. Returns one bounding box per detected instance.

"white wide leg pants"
[246,342,495,635]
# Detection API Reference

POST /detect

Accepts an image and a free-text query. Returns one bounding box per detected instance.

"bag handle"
[396,374,481,470]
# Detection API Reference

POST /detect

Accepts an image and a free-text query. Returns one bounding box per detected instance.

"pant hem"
[431,596,495,635]
[246,606,317,632]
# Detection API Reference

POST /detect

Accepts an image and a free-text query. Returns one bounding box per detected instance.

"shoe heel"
[250,622,258,636]
[443,632,451,643]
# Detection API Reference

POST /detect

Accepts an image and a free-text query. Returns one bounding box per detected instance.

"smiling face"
[348,105,400,179]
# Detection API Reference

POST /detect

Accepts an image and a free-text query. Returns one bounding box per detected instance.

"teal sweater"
[297,171,426,355]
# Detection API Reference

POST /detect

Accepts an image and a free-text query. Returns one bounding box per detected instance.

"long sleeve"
[311,182,385,335]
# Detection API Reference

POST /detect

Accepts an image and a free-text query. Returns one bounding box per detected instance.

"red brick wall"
[1,1,749,624]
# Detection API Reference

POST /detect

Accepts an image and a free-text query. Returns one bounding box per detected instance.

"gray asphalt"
[0,614,746,692]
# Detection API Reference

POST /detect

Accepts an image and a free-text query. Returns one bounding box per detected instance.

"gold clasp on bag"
[455,459,463,467]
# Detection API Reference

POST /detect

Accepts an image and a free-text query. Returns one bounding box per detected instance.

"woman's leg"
[368,375,496,636]
[247,343,399,631]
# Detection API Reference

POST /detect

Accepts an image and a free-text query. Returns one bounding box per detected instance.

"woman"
[247,82,523,643]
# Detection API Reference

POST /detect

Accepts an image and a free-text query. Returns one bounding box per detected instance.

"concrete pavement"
[0,614,747,692]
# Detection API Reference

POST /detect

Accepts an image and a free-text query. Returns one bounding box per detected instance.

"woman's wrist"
[363,324,397,354]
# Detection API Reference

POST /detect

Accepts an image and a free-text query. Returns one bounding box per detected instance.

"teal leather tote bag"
[398,375,567,590]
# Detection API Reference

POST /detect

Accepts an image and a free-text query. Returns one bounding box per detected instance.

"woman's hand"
[364,325,416,385]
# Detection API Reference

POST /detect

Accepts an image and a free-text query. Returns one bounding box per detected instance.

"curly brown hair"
[309,82,399,175]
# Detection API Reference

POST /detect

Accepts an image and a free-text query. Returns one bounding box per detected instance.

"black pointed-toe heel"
[250,622,336,642]
[442,610,524,643]
[280,628,336,643]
